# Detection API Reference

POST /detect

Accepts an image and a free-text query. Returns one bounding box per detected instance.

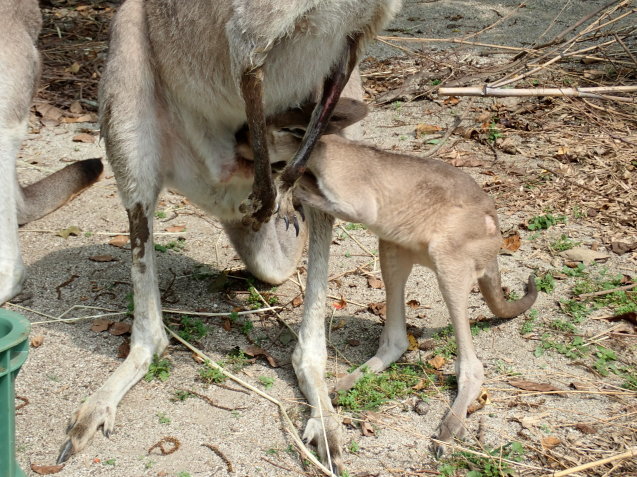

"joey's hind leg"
[291,208,344,473]
[433,262,484,457]
[334,240,413,393]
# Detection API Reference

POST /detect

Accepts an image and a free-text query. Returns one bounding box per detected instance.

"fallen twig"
[148,436,180,455]
[438,85,637,102]
[548,447,637,477]
[164,326,337,477]
[422,116,461,158]
[577,282,636,298]
[202,443,234,473]
[176,388,246,412]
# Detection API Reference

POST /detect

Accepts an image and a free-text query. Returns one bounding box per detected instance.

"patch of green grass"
[154,237,186,253]
[144,355,172,382]
[156,412,171,424]
[176,472,192,477]
[103,458,116,466]
[199,351,251,384]
[561,263,587,277]
[344,222,366,231]
[487,121,502,143]
[535,273,555,293]
[391,101,403,110]
[335,363,433,412]
[535,335,587,359]
[172,390,194,401]
[520,309,539,334]
[527,213,566,231]
[259,376,275,389]
[170,315,208,342]
[348,441,360,454]
[199,360,227,384]
[155,210,167,219]
[438,441,525,477]
[550,234,580,252]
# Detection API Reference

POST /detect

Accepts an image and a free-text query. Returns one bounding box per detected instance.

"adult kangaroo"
[0,0,103,305]
[58,0,401,472]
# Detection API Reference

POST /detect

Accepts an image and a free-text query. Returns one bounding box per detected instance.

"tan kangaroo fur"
[237,99,538,457]
[60,0,401,470]
[0,0,103,304]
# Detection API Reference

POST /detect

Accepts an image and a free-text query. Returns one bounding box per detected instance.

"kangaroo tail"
[478,259,537,319]
[18,158,103,225]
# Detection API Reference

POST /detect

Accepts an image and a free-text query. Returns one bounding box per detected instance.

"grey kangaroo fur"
[0,0,103,304]
[237,98,538,457]
[59,0,401,471]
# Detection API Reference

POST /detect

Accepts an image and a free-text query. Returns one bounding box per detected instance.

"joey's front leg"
[239,67,276,230]
[276,35,361,230]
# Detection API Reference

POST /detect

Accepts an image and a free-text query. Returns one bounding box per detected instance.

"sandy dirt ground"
[4,1,636,476]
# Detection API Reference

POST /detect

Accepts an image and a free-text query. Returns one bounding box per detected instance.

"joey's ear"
[323,98,368,135]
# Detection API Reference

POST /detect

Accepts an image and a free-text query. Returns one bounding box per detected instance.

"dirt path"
[7,1,636,476]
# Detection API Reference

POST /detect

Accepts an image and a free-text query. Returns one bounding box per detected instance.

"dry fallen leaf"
[72,132,96,143]
[574,423,596,434]
[360,421,375,437]
[541,436,561,449]
[109,322,132,336]
[291,295,303,307]
[30,335,44,348]
[243,345,279,368]
[69,100,83,114]
[57,226,81,239]
[108,235,130,248]
[560,247,609,265]
[117,340,130,359]
[450,156,485,168]
[406,299,420,309]
[415,123,442,137]
[407,333,419,351]
[331,319,346,331]
[347,338,361,347]
[61,114,96,124]
[91,319,113,332]
[89,255,118,262]
[35,103,64,123]
[332,297,347,310]
[31,464,64,475]
[367,276,383,289]
[502,233,521,252]
[428,355,446,370]
[367,301,386,318]
[222,319,232,332]
[165,225,186,233]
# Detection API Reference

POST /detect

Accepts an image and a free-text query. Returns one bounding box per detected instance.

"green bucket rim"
[0,310,31,354]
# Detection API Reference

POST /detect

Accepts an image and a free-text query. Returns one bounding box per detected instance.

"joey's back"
[305,137,498,250]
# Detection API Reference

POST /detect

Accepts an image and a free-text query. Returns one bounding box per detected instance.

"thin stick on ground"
[165,326,337,477]
[549,447,637,477]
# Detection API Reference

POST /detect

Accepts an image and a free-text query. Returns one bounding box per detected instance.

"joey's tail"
[478,259,537,319]
[17,158,103,225]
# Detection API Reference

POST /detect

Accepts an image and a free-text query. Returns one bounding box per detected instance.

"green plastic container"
[0,310,30,477]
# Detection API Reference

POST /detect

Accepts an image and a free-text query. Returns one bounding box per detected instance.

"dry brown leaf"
[243,345,279,368]
[109,235,129,248]
[574,423,596,434]
[109,322,132,336]
[72,133,96,143]
[332,297,347,310]
[541,436,561,449]
[347,339,361,347]
[69,100,83,114]
[360,421,375,437]
[91,318,113,332]
[291,295,303,307]
[367,276,383,289]
[61,114,96,124]
[36,103,64,122]
[508,379,563,395]
[66,61,81,74]
[31,464,64,475]
[406,299,420,309]
[191,352,205,364]
[412,378,429,391]
[331,319,346,331]
[165,225,186,233]
[407,333,419,351]
[117,340,130,359]
[89,255,118,262]
[222,319,232,332]
[450,156,485,168]
[570,382,594,391]
[367,301,386,318]
[415,123,442,137]
[30,335,44,348]
[502,233,521,252]
[443,96,460,105]
[428,355,446,370]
